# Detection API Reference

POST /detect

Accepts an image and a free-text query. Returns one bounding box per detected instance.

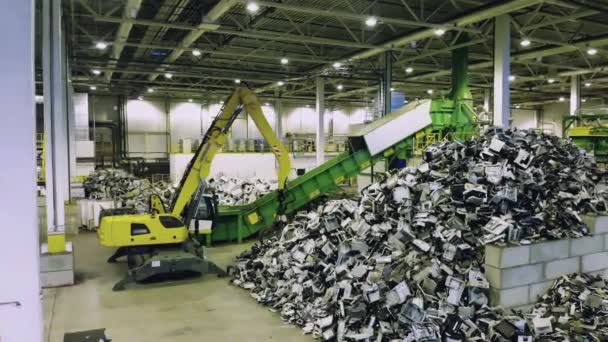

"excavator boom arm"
[169,87,290,218]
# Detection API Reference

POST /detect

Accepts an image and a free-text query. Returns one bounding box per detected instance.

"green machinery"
[210,38,480,243]
[563,108,608,163]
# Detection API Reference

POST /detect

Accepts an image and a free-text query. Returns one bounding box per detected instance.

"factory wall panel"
[541,103,568,137]
[511,109,537,130]
[169,101,203,147]
[541,99,605,137]
[90,95,118,122]
[126,99,168,158]
[169,152,337,183]
[88,96,370,157]
[280,105,367,136]
[246,104,276,140]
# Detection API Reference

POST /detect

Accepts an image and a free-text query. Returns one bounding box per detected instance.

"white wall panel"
[541,102,568,137]
[73,93,89,140]
[169,152,338,183]
[127,99,166,132]
[541,99,604,137]
[247,104,276,140]
[511,109,537,130]
[90,95,118,121]
[92,96,370,156]
[126,99,167,157]
[169,101,202,146]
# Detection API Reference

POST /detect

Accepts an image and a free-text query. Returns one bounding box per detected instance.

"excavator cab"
[184,180,216,235]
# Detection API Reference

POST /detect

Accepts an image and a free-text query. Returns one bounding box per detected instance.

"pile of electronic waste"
[233,128,608,341]
[207,176,277,205]
[83,169,174,213]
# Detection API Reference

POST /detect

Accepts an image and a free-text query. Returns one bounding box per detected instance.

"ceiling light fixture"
[235,79,241,84]
[405,67,414,74]
[547,78,555,84]
[587,48,598,55]
[246,1,259,13]
[164,73,172,79]
[509,75,516,81]
[515,104,521,109]
[192,49,201,56]
[390,87,395,92]
[582,98,587,103]
[188,99,193,103]
[559,96,565,102]
[89,86,96,90]
[365,16,377,27]
[336,84,344,91]
[433,28,446,36]
[277,81,285,86]
[147,88,154,93]
[264,102,271,106]
[92,69,101,75]
[95,42,107,50]
[332,62,342,69]
[585,82,592,87]
[280,57,289,65]
[427,89,434,95]
[520,38,531,47]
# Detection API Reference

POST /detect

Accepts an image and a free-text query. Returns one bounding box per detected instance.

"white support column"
[570,76,581,116]
[493,14,511,128]
[0,0,43,340]
[316,77,325,166]
[43,0,69,252]
[483,88,490,112]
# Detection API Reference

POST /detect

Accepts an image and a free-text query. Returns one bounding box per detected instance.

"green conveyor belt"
[210,37,479,243]
[211,138,408,242]
[210,98,477,242]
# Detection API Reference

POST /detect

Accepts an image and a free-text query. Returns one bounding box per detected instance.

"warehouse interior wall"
[88,95,370,157]
[86,95,608,161]
[511,109,538,130]
[541,99,606,137]
[125,99,168,159]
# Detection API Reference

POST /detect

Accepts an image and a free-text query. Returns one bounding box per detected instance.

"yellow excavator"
[98,87,291,290]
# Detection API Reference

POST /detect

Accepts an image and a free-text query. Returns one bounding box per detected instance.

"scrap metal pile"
[233,128,608,341]
[207,176,277,205]
[84,169,174,212]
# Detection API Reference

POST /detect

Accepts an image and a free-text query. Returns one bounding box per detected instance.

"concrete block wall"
[485,214,608,308]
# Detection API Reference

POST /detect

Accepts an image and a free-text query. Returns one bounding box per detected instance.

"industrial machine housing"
[98,87,291,290]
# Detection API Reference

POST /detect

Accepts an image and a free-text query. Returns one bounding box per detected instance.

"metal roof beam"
[104,0,143,82]
[319,0,543,67]
[94,16,388,50]
[408,34,608,81]
[233,0,481,34]
[147,0,239,81]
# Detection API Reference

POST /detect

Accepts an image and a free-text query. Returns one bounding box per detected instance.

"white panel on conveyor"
[350,100,432,156]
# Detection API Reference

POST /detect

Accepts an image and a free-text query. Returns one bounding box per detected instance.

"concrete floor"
[41,202,312,342]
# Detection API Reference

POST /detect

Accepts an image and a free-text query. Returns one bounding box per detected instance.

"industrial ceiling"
[67,0,608,108]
